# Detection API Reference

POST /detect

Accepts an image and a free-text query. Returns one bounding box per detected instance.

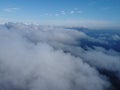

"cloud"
[101,7,110,10]
[77,10,83,14]
[81,47,120,79]
[70,11,74,14]
[0,23,113,90]
[55,13,59,16]
[74,8,78,10]
[61,11,66,15]
[0,18,10,24]
[3,7,20,12]
[112,34,120,41]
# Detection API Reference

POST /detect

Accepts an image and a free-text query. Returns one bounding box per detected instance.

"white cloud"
[102,7,110,10]
[77,10,83,14]
[61,11,66,15]
[3,7,20,12]
[74,8,78,10]
[0,23,113,90]
[44,13,49,16]
[0,18,10,24]
[70,11,74,14]
[112,34,120,41]
[81,48,120,79]
[55,13,59,16]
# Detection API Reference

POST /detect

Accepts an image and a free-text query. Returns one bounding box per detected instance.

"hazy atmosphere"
[0,0,120,90]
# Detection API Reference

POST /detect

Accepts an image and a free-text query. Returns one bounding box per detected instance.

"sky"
[0,0,120,29]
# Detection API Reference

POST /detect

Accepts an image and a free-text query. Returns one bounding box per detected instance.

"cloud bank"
[0,22,120,90]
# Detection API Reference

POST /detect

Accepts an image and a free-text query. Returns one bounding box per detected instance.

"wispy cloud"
[55,13,59,16]
[70,11,75,14]
[101,7,110,10]
[3,7,20,12]
[77,10,83,14]
[74,8,78,10]
[60,10,66,15]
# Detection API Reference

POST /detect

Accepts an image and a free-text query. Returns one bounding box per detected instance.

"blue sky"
[0,0,120,29]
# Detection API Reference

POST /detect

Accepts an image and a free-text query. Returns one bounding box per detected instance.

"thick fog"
[0,23,120,90]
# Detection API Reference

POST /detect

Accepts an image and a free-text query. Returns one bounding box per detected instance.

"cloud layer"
[0,23,120,90]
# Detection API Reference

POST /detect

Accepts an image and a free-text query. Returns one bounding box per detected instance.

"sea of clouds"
[0,22,120,90]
